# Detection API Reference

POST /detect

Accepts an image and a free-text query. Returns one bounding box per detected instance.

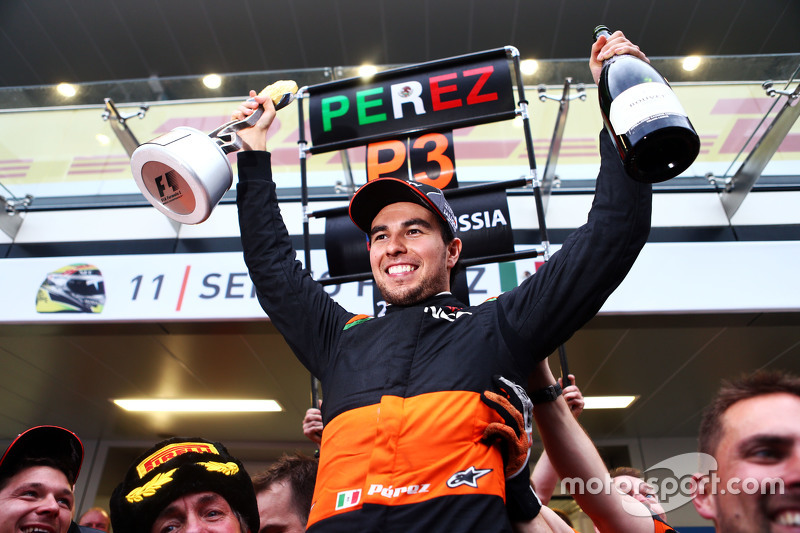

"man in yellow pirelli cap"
[109,437,258,533]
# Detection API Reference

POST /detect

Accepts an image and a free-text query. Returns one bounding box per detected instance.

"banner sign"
[0,251,511,323]
[1,241,798,323]
[306,48,516,153]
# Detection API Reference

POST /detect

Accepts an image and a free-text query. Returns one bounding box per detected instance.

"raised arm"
[529,361,655,533]
[234,91,352,381]
[530,375,584,504]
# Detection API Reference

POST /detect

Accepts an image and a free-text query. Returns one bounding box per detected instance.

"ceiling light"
[520,59,538,75]
[57,83,77,97]
[96,134,110,146]
[582,395,638,409]
[113,398,282,412]
[358,65,378,79]
[682,56,702,72]
[203,74,222,89]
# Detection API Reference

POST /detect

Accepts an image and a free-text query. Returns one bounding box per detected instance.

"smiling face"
[693,393,800,533]
[0,466,74,533]
[368,202,461,306]
[150,492,243,533]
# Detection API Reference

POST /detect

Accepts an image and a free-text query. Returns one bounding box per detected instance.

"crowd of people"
[3,30,798,533]
[3,368,798,532]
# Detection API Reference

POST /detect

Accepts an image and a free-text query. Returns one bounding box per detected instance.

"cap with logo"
[349,178,458,236]
[0,425,83,486]
[109,437,258,533]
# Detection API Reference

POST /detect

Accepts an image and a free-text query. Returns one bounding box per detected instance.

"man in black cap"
[232,31,652,533]
[109,437,259,533]
[0,425,84,533]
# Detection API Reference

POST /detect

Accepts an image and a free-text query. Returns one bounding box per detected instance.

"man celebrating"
[234,30,652,532]
[109,437,259,533]
[0,425,83,533]
[692,370,800,532]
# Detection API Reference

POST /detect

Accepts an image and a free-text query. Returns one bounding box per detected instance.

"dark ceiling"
[2,0,799,88]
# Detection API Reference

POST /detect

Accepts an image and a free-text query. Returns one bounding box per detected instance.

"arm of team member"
[530,361,656,533]
[530,375,584,505]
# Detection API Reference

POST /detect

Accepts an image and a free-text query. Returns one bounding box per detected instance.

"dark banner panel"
[448,189,514,260]
[324,214,371,278]
[306,48,515,153]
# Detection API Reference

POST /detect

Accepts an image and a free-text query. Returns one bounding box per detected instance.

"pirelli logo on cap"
[136,442,220,478]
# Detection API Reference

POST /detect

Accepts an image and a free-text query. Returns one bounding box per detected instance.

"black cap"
[110,437,259,533]
[349,178,458,236]
[0,425,83,485]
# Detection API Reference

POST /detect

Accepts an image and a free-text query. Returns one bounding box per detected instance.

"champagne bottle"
[594,25,700,183]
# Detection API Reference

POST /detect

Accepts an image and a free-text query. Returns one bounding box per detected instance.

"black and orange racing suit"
[236,131,651,532]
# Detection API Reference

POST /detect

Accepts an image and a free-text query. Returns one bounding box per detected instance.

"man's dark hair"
[699,369,800,455]
[251,453,318,526]
[0,456,74,491]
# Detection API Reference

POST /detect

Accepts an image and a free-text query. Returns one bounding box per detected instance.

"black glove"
[481,375,541,521]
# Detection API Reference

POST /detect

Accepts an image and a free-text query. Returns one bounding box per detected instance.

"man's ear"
[691,472,717,520]
[447,238,462,268]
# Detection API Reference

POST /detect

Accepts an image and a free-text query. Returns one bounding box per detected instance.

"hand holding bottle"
[589,30,648,85]
[592,25,700,182]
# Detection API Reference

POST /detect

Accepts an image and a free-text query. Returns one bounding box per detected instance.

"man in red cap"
[0,425,84,533]
[233,31,652,533]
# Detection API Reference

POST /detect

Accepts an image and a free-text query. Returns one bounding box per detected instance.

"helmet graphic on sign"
[35,263,106,314]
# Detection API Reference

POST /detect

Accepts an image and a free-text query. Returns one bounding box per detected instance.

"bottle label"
[609,82,688,135]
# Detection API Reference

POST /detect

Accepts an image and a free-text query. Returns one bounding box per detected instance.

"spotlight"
[203,74,222,89]
[57,83,77,97]
[358,65,378,79]
[520,59,538,76]
[682,56,702,72]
